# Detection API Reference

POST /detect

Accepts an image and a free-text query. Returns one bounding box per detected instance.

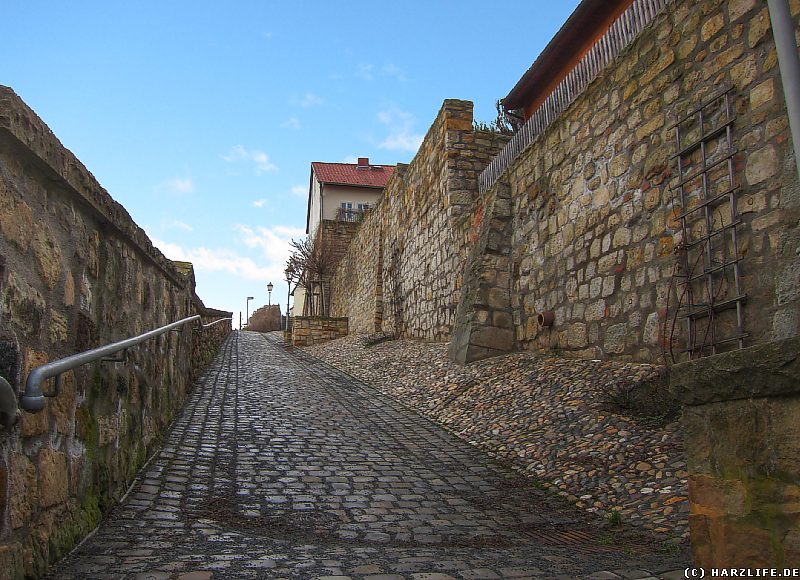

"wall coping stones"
[0,85,187,288]
[670,336,800,406]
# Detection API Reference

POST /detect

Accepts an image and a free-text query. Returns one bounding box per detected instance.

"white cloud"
[290,185,306,198]
[222,145,278,174]
[262,31,273,39]
[382,63,408,82]
[152,226,300,282]
[357,63,374,81]
[342,155,358,164]
[169,220,193,231]
[377,108,423,153]
[159,177,194,195]
[252,199,267,208]
[295,92,323,108]
[281,117,301,130]
[236,224,305,266]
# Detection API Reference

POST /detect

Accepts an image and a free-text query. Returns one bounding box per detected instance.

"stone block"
[38,447,68,508]
[491,311,513,329]
[49,310,68,344]
[749,79,774,111]
[601,275,616,297]
[585,300,606,322]
[470,327,514,351]
[671,336,800,405]
[745,145,777,185]
[701,12,724,41]
[51,371,75,435]
[689,474,747,517]
[33,223,62,290]
[63,272,75,307]
[643,312,660,345]
[748,8,771,48]
[731,53,757,90]
[567,323,588,348]
[5,274,46,338]
[728,0,758,22]
[9,452,37,529]
[0,197,33,251]
[604,323,628,354]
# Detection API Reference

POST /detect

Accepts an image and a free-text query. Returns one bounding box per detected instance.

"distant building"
[306,157,394,238]
[296,157,394,316]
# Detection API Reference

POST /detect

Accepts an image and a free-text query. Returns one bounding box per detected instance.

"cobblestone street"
[49,332,689,579]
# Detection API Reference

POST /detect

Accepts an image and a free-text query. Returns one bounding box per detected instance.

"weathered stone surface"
[681,394,800,567]
[62,272,75,307]
[728,0,757,22]
[291,316,348,346]
[670,336,800,405]
[0,195,33,250]
[604,323,628,354]
[745,144,778,185]
[471,327,514,351]
[38,447,68,508]
[3,274,45,338]
[9,453,37,529]
[0,86,233,578]
[330,100,510,344]
[48,309,68,344]
[33,222,61,289]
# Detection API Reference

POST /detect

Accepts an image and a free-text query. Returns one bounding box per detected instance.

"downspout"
[768,0,800,177]
[319,183,324,233]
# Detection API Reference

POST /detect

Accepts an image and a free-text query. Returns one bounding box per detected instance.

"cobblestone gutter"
[303,334,689,541]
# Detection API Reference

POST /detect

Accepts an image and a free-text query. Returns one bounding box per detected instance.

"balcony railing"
[479,0,673,194]
[336,207,367,223]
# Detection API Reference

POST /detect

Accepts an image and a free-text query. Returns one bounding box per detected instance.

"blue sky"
[2,1,580,326]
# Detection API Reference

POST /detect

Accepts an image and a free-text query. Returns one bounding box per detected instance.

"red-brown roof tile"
[312,162,395,188]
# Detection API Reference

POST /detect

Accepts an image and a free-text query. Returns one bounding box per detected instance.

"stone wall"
[0,86,231,578]
[671,336,800,567]
[291,316,348,347]
[329,100,511,339]
[331,1,800,367]
[500,0,800,363]
[246,304,282,332]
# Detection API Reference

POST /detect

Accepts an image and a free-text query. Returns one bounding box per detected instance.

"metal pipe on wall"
[768,0,800,178]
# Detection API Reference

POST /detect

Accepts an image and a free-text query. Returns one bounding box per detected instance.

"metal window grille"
[670,87,747,360]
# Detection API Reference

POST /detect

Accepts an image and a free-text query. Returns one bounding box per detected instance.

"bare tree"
[286,236,336,317]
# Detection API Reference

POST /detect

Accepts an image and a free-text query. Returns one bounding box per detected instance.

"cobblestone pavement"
[49,332,690,579]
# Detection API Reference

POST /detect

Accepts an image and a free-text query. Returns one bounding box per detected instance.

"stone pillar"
[670,336,800,567]
[448,181,514,364]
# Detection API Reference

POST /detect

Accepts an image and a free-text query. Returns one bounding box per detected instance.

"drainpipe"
[767,0,800,178]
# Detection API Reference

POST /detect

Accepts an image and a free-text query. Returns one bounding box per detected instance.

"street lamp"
[246,296,254,327]
[284,266,295,332]
[267,282,273,306]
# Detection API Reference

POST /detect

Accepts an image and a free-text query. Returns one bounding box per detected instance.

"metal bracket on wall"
[0,375,20,428]
[101,349,129,364]
[19,315,232,414]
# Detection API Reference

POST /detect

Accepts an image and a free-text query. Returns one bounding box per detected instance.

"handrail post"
[20,315,202,413]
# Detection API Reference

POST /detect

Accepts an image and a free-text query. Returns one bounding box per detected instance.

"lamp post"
[246,296,254,328]
[284,266,295,332]
[267,282,273,306]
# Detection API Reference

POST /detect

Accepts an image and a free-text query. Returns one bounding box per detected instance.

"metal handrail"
[20,315,232,414]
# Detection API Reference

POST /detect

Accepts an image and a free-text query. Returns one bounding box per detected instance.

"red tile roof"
[312,162,395,188]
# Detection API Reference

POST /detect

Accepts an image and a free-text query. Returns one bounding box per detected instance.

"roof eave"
[502,0,632,111]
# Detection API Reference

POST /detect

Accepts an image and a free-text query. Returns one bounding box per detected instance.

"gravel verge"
[301,333,689,542]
